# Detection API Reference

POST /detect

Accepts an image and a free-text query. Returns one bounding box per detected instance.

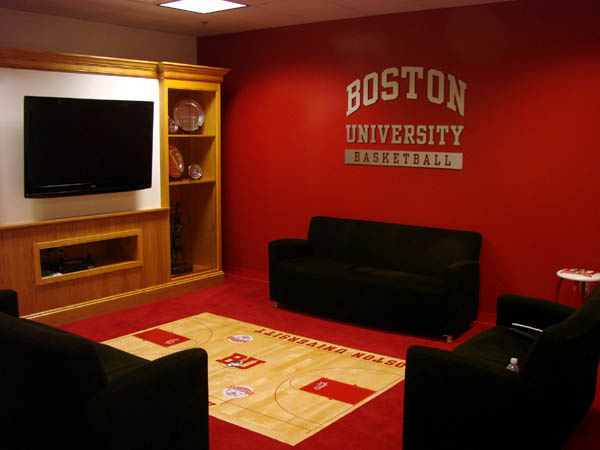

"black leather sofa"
[403,285,600,449]
[0,289,209,450]
[269,216,482,340]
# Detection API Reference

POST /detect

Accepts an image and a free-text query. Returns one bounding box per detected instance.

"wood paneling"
[25,270,225,326]
[0,209,170,316]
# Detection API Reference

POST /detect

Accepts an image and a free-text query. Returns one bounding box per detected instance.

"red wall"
[198,0,600,320]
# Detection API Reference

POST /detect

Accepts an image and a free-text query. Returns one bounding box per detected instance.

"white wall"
[0,8,196,63]
[0,8,198,225]
[0,68,162,225]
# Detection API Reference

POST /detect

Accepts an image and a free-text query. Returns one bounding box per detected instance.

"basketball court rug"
[103,313,406,446]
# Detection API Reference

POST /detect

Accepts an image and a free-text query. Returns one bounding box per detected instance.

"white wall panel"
[0,67,161,225]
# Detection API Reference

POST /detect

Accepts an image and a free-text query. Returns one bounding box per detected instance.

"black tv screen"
[24,96,154,198]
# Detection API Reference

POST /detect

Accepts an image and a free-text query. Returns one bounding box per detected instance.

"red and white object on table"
[555,268,600,304]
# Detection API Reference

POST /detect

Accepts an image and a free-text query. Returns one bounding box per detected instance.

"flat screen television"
[24,96,154,198]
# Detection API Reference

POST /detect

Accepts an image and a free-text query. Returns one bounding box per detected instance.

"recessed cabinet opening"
[169,183,217,276]
[34,230,143,285]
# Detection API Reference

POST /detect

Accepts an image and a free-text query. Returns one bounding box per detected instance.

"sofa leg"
[443,334,454,343]
[272,301,279,308]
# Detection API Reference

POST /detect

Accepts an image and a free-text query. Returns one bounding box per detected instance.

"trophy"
[170,201,192,274]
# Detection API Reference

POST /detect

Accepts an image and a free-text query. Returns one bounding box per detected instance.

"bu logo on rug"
[217,352,267,370]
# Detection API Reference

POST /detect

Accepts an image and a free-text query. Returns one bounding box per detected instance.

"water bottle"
[506,357,520,373]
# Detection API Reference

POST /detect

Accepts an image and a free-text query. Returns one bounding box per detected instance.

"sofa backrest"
[307,216,482,275]
[522,285,600,395]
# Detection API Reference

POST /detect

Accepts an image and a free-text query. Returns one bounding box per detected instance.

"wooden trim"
[158,61,229,83]
[0,46,159,78]
[0,207,169,232]
[34,229,142,250]
[24,270,225,326]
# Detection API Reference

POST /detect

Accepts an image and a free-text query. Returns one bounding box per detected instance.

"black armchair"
[403,285,600,449]
[0,289,209,450]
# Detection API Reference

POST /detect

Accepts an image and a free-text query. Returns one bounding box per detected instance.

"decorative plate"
[168,116,179,133]
[169,145,184,178]
[188,163,203,180]
[173,99,204,132]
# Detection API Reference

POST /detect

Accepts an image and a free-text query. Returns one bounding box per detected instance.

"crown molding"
[0,46,159,78]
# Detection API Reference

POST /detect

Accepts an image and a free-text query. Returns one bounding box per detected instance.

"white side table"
[555,268,600,304]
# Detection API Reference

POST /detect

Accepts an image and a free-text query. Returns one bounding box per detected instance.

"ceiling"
[0,0,514,37]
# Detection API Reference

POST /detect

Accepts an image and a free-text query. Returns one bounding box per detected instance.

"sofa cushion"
[276,258,448,297]
[0,313,108,399]
[0,312,109,447]
[0,311,147,382]
[90,340,149,381]
[353,266,448,295]
[272,257,454,335]
[277,256,359,275]
[308,216,481,275]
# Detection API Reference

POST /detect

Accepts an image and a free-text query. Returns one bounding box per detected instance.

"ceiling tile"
[0,0,519,37]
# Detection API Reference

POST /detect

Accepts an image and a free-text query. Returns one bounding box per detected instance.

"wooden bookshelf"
[159,62,229,279]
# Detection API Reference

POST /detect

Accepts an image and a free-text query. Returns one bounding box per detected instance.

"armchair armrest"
[0,289,19,317]
[403,345,546,449]
[86,348,209,450]
[268,238,313,265]
[496,294,574,330]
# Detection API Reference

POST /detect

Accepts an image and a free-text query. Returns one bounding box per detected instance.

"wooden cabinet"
[159,63,229,279]
[0,49,229,325]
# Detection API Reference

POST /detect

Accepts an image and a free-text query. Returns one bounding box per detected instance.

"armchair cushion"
[452,325,535,371]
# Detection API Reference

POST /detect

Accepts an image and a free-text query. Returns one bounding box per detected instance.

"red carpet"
[61,275,600,449]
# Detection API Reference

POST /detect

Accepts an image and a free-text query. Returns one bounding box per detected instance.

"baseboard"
[224,265,268,282]
[24,270,225,326]
[476,311,496,326]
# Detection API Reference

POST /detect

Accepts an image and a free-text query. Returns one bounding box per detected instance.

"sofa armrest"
[443,260,480,328]
[496,294,574,330]
[403,345,544,450]
[268,238,313,265]
[86,348,209,450]
[0,289,19,317]
[445,259,479,285]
